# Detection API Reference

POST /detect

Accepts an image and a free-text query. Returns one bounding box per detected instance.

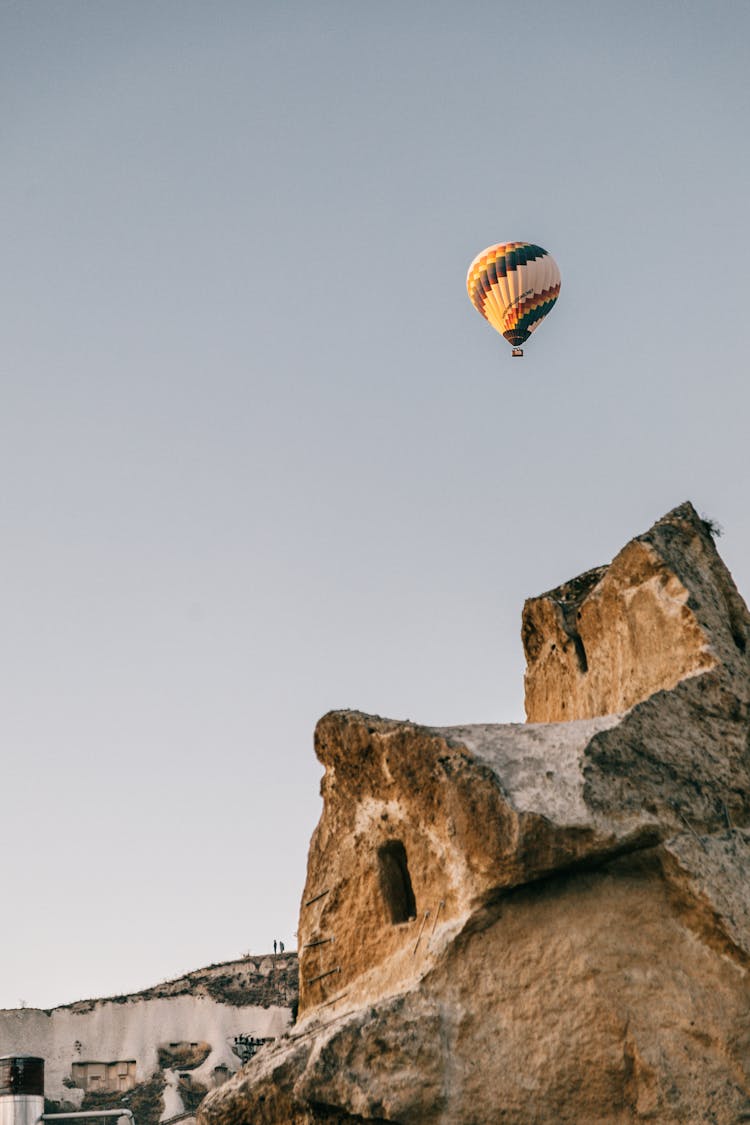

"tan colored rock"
[522,502,749,722]
[199,503,750,1125]
[202,835,750,1124]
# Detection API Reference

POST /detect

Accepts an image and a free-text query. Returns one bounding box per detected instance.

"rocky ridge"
[1,954,298,1125]
[52,955,298,1015]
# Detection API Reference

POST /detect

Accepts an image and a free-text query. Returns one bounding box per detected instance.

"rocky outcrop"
[522,502,749,722]
[199,502,750,1124]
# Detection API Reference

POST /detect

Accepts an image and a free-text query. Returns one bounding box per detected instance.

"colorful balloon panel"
[467,242,561,347]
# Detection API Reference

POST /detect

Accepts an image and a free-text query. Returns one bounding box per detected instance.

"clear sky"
[2,0,749,1009]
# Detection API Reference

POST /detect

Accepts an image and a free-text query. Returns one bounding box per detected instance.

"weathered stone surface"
[199,503,750,1124]
[522,502,749,722]
[203,839,750,1123]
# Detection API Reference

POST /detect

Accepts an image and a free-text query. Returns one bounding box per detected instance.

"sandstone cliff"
[199,502,750,1124]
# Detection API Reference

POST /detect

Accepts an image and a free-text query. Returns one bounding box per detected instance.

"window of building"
[377,840,416,924]
[70,1061,136,1094]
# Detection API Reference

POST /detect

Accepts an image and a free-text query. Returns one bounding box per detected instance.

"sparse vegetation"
[157,1042,211,1071]
[204,958,297,1008]
[53,954,298,1015]
[701,514,723,538]
[177,1076,209,1115]
[79,1074,165,1125]
[44,1099,77,1115]
[126,1074,167,1125]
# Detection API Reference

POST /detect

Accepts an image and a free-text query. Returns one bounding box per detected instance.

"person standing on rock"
[279,941,285,953]
[273,939,277,954]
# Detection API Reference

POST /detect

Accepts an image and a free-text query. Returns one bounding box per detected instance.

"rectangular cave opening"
[378,839,417,925]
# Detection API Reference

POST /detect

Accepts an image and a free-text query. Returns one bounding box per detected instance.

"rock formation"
[0,954,298,1125]
[199,502,750,1124]
[522,504,748,723]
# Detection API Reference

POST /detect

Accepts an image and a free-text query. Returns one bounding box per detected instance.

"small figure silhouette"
[279,941,285,953]
[273,939,277,954]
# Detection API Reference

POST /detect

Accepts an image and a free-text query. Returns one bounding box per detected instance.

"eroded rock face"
[199,503,750,1125]
[522,502,749,722]
[205,837,750,1125]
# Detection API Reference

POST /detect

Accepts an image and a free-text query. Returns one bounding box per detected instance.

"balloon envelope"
[467,242,561,347]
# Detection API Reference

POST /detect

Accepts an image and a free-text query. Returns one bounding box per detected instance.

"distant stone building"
[71,1059,137,1093]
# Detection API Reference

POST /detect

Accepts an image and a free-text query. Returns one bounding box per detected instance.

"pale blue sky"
[2,0,749,1008]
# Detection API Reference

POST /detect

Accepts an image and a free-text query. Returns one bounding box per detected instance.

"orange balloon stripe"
[507,283,560,330]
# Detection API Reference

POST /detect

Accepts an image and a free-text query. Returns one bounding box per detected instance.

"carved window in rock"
[378,840,417,924]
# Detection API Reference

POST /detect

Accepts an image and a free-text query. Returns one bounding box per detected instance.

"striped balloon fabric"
[466,242,561,348]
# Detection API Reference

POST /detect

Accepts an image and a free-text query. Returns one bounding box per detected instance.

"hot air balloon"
[466,242,560,357]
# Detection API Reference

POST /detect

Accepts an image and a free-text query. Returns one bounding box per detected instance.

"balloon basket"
[511,347,524,357]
